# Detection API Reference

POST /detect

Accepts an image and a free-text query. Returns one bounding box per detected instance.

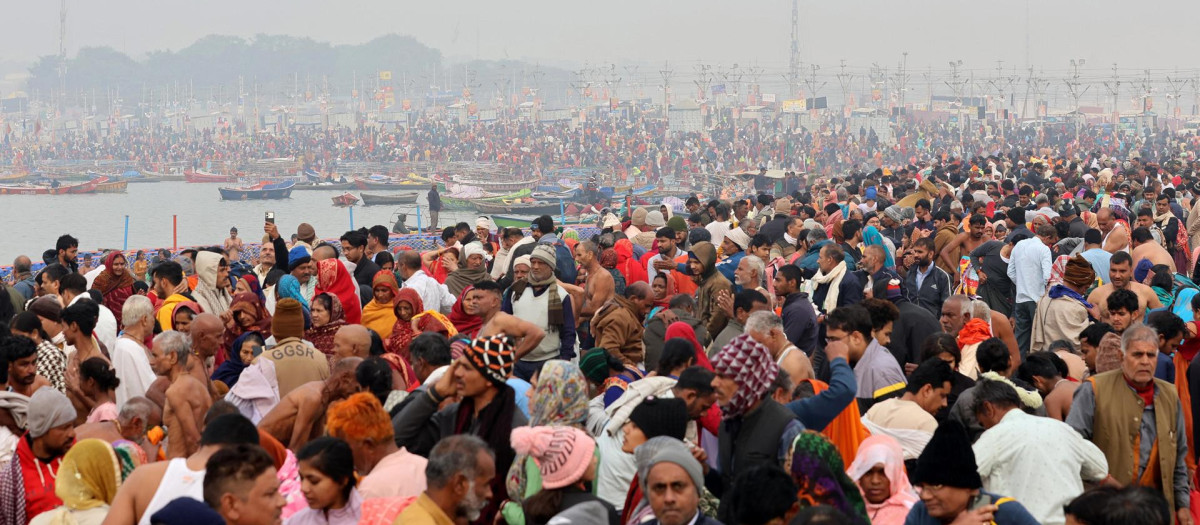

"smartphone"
[265,211,275,224]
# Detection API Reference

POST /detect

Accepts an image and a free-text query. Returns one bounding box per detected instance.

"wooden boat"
[218,180,295,200]
[145,171,187,182]
[360,192,419,206]
[186,170,239,183]
[332,192,359,207]
[455,178,539,192]
[491,214,599,229]
[94,179,129,193]
[0,172,30,183]
[353,179,428,191]
[442,188,531,210]
[474,200,567,215]
[294,181,355,191]
[0,184,69,195]
[64,178,103,194]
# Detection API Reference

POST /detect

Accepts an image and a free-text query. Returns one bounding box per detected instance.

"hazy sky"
[2,0,1197,82]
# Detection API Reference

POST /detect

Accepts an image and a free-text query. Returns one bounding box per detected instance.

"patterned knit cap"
[463,333,515,387]
[711,333,779,419]
[510,426,595,490]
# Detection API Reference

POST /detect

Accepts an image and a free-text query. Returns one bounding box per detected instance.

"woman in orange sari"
[361,271,400,338]
[385,288,425,361]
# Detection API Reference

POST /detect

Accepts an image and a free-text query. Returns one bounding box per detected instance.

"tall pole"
[789,0,800,98]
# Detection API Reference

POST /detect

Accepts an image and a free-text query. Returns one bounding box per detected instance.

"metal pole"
[560,199,566,225]
[172,215,177,251]
[416,204,423,233]
[123,215,129,250]
[349,205,355,230]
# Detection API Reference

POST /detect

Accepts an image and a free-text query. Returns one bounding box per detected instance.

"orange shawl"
[802,378,870,468]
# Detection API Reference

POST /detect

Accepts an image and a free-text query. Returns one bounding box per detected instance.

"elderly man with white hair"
[112,295,158,408]
[733,255,771,309]
[1066,324,1191,523]
[744,310,811,383]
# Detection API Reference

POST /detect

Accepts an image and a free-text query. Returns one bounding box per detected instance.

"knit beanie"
[578,347,612,385]
[510,426,596,490]
[632,208,648,227]
[150,496,226,525]
[912,421,982,489]
[463,334,515,387]
[287,245,312,272]
[646,210,666,228]
[628,397,688,440]
[531,244,557,268]
[272,298,305,340]
[637,437,704,496]
[667,215,688,233]
[296,223,317,245]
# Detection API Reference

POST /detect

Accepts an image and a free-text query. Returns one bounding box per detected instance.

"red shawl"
[448,285,483,337]
[92,252,134,325]
[664,321,712,371]
[315,259,362,325]
[615,239,648,285]
[956,318,992,349]
[221,292,272,366]
[386,288,425,361]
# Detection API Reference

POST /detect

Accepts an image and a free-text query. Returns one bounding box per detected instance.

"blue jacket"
[787,357,856,431]
[715,250,745,286]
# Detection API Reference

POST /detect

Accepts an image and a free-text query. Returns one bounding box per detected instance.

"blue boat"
[218,180,295,200]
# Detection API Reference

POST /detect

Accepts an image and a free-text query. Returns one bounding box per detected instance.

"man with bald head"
[188,312,224,399]
[11,255,36,300]
[257,357,362,451]
[332,324,372,364]
[312,243,338,262]
[75,396,163,460]
[1097,207,1130,253]
[593,281,655,366]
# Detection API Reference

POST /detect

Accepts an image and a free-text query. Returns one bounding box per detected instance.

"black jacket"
[902,263,951,317]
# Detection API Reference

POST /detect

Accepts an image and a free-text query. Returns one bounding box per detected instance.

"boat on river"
[332,192,359,207]
[186,170,240,183]
[295,181,355,191]
[218,180,295,200]
[360,192,419,206]
[474,200,567,215]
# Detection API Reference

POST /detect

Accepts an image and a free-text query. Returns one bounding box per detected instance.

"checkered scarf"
[711,333,779,419]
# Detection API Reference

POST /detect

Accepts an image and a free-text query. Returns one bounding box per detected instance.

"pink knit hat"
[510,426,595,490]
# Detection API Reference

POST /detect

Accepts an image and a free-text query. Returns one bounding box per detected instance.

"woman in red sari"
[314,259,362,325]
[92,252,135,327]
[448,284,483,337]
[221,292,273,365]
[385,288,425,361]
[305,293,346,360]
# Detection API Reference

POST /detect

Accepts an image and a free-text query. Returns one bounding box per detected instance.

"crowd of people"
[6,142,1200,525]
[6,110,1200,186]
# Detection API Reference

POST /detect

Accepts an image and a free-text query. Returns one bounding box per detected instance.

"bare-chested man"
[75,396,162,461]
[576,241,613,348]
[102,413,260,525]
[151,331,212,459]
[188,313,224,399]
[257,357,363,451]
[1087,251,1163,323]
[1129,226,1176,273]
[939,214,989,283]
[1097,208,1129,254]
[470,281,546,362]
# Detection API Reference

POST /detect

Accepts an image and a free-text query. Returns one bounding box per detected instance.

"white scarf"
[783,232,798,246]
[805,260,847,313]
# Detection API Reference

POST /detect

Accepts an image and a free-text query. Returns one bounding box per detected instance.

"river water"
[0,182,488,259]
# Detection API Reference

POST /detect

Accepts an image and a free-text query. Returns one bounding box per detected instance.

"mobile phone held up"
[266,211,275,224]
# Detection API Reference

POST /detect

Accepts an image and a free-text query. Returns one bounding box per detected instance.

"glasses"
[915,483,945,493]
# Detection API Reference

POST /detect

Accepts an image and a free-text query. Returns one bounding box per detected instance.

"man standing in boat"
[427,183,442,232]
